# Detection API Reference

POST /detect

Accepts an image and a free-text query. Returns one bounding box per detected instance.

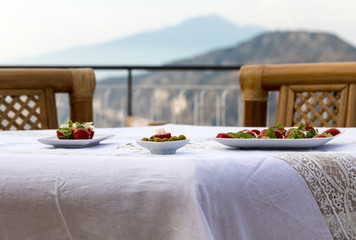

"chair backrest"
[0,68,96,130]
[239,62,356,127]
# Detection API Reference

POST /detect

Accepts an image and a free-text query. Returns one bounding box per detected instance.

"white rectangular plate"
[215,136,335,149]
[38,134,115,148]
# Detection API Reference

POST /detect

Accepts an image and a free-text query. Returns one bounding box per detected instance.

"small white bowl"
[136,139,189,154]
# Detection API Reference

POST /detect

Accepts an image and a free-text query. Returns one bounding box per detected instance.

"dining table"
[0,124,355,240]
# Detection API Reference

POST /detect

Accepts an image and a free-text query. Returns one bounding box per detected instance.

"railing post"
[128,68,132,116]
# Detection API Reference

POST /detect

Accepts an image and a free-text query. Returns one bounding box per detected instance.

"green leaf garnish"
[227,131,253,139]
[323,132,333,137]
[306,129,318,138]
[286,129,304,139]
[57,128,73,139]
[74,122,85,129]
[264,128,276,138]
[271,124,285,129]
[66,120,73,127]
[297,123,306,131]
[225,132,238,138]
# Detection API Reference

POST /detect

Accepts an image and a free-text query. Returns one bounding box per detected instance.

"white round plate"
[136,139,189,154]
[215,136,335,149]
[38,134,115,148]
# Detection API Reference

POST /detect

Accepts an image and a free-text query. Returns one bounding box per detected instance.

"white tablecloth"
[0,124,355,240]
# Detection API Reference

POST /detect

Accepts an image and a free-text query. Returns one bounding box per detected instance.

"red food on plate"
[274,130,284,138]
[245,131,258,138]
[154,133,171,139]
[323,128,341,136]
[284,129,294,138]
[260,129,268,137]
[305,126,316,131]
[73,129,91,139]
[216,133,235,138]
[56,130,66,140]
[271,126,286,135]
[260,128,285,138]
[313,134,328,138]
[88,128,95,139]
[250,129,261,135]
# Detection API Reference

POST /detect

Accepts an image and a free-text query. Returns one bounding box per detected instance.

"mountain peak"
[177,15,237,27]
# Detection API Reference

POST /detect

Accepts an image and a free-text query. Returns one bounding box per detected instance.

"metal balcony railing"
[0,65,242,117]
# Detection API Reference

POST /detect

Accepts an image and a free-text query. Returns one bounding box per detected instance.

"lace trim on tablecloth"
[275,152,356,240]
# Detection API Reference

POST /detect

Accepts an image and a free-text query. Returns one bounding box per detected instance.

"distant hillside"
[5,15,265,66]
[177,31,356,65]
[100,31,356,86]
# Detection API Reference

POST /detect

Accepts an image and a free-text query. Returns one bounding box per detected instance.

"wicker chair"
[0,68,96,130]
[239,62,356,127]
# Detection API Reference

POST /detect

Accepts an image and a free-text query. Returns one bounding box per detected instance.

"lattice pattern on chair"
[0,68,95,130]
[293,91,341,127]
[239,63,356,127]
[280,84,349,127]
[0,91,45,130]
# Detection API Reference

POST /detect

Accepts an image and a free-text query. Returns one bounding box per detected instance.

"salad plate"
[215,136,335,149]
[38,134,115,148]
[136,139,189,154]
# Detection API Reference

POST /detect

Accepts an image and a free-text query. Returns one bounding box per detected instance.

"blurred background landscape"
[2,1,356,127]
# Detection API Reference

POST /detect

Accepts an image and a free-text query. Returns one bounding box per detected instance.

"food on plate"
[141,128,186,142]
[56,120,95,140]
[322,128,341,136]
[216,133,235,139]
[284,129,307,139]
[260,128,284,139]
[154,130,172,139]
[216,123,341,139]
[313,134,328,138]
[242,129,259,138]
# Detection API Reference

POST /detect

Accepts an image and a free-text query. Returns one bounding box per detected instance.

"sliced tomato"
[244,131,257,138]
[250,129,260,135]
[216,133,235,138]
[56,130,66,140]
[73,129,90,139]
[323,128,341,136]
[305,126,316,131]
[260,129,268,137]
[154,133,171,139]
[313,134,328,138]
[274,130,284,138]
[88,129,95,139]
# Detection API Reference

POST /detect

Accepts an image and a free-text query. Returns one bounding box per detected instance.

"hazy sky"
[1,0,355,62]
